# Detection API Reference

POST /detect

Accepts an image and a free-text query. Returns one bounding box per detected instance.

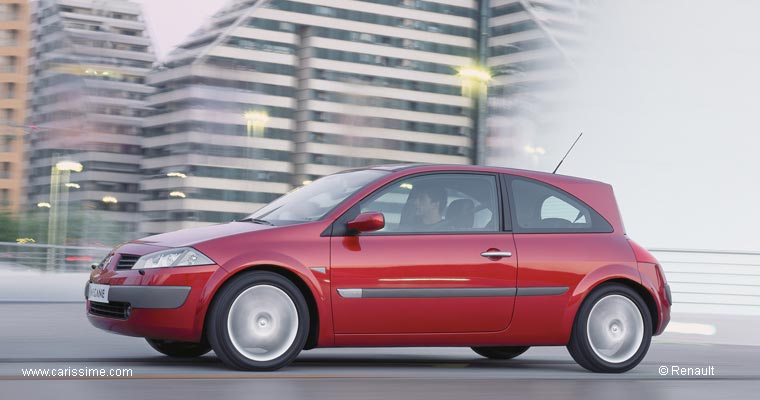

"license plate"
[88,283,110,304]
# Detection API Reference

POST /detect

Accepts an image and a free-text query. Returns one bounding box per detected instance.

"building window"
[0,162,11,179]
[0,4,20,21]
[0,136,14,152]
[0,56,16,73]
[2,108,14,121]
[0,29,18,46]
[0,188,9,206]
[1,83,15,99]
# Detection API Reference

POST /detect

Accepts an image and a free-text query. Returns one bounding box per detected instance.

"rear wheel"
[207,271,310,371]
[471,346,530,360]
[145,338,211,358]
[567,283,652,373]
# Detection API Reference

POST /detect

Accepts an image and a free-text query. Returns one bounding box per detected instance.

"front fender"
[219,250,326,300]
[191,250,332,347]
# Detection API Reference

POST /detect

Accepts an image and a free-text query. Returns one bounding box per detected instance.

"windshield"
[246,169,390,224]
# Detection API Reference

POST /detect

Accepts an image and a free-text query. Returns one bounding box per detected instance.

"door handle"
[481,251,512,258]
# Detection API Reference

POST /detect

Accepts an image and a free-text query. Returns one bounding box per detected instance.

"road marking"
[664,322,717,336]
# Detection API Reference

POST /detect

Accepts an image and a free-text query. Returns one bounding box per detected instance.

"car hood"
[133,221,275,248]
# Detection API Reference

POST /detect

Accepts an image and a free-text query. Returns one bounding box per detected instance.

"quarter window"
[508,178,612,233]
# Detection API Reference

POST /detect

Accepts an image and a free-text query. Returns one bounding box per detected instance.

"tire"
[471,346,530,360]
[145,338,211,358]
[567,283,652,373]
[207,271,310,371]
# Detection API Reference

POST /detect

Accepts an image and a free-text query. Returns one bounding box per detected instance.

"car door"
[329,172,518,334]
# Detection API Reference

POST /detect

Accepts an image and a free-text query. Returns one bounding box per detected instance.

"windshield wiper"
[239,218,274,226]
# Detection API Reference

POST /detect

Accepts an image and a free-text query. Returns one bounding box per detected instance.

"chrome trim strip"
[480,251,513,258]
[336,286,569,299]
[337,288,363,298]
[363,288,516,298]
[516,286,569,296]
[309,267,327,274]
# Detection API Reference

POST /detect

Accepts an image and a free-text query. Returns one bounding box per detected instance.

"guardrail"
[0,242,110,272]
[650,248,760,316]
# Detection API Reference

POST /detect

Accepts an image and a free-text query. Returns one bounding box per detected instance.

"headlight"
[132,247,215,270]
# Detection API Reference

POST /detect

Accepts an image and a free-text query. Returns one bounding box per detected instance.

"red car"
[86,164,671,373]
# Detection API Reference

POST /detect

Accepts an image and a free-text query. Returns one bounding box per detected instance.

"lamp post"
[46,160,83,270]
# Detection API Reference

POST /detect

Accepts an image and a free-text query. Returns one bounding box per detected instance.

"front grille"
[116,254,140,270]
[89,301,130,319]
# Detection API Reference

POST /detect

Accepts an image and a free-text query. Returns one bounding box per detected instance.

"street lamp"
[457,64,492,165]
[46,159,83,269]
[243,110,269,137]
[458,57,527,165]
[524,145,546,155]
[55,160,83,172]
[457,65,492,97]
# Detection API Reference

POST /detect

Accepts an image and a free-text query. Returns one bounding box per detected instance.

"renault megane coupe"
[85,164,671,373]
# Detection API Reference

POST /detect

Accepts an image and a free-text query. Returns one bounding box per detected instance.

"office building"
[0,0,30,212]
[26,0,155,242]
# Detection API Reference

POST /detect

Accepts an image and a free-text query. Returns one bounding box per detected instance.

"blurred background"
[0,0,758,331]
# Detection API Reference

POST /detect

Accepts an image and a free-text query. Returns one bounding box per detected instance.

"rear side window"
[507,177,612,233]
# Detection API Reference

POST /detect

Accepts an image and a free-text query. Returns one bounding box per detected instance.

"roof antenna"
[552,132,583,174]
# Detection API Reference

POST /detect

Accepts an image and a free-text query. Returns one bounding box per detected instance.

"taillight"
[653,262,672,305]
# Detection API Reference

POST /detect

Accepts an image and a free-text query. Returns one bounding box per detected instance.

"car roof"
[327,163,623,235]
[364,163,608,186]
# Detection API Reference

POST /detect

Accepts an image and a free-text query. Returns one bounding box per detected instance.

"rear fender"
[559,264,643,341]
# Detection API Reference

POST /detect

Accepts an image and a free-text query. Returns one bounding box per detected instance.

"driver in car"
[410,184,447,231]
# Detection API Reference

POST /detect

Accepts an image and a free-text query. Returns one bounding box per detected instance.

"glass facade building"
[142,0,480,234]
[26,0,155,243]
[22,0,582,236]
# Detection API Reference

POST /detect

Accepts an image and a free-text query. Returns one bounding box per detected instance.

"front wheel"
[207,271,310,371]
[471,346,530,360]
[145,338,211,358]
[567,283,652,373]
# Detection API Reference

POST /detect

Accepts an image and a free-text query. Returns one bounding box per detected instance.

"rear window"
[508,177,612,233]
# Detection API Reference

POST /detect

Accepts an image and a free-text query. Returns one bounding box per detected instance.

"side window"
[509,178,612,233]
[360,173,500,233]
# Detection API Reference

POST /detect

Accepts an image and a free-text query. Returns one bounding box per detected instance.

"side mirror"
[347,212,385,233]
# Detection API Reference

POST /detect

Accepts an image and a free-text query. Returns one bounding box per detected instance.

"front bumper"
[86,263,221,342]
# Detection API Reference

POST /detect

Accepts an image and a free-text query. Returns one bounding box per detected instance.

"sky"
[134,0,223,60]
[132,0,759,252]
[547,1,760,252]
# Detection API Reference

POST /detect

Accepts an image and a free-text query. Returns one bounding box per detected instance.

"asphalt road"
[1,303,758,399]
